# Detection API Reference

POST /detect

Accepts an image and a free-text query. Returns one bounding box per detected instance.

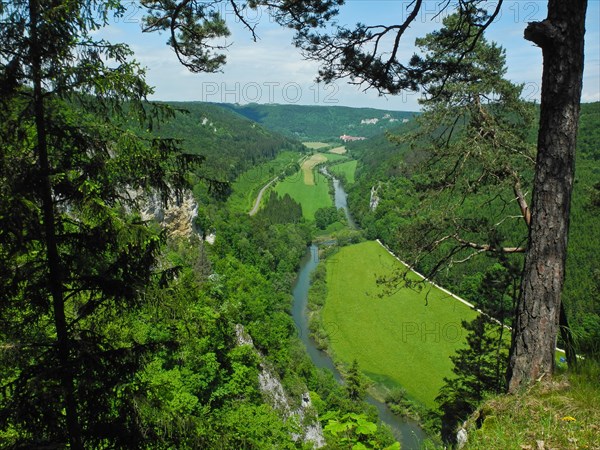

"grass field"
[227,151,302,213]
[301,153,328,185]
[303,141,331,149]
[322,153,349,162]
[329,160,357,184]
[322,240,478,408]
[329,146,347,154]
[275,167,332,220]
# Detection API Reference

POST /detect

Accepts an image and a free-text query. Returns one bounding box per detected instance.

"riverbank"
[271,152,432,446]
[318,241,478,408]
[292,244,428,449]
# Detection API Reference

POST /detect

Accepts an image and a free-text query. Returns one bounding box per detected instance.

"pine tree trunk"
[28,0,83,447]
[507,0,587,392]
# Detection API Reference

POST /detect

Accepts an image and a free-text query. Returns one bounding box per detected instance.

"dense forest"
[0,101,404,450]
[0,87,408,447]
[0,1,401,447]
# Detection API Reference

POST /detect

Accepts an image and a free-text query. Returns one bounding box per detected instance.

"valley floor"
[321,240,478,408]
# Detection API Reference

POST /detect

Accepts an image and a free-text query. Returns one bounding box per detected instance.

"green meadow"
[329,160,357,184]
[322,153,349,163]
[322,240,478,408]
[227,151,301,213]
[275,167,332,220]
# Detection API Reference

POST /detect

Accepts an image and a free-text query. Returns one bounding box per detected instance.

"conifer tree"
[436,316,509,443]
[345,359,367,402]
[0,1,199,446]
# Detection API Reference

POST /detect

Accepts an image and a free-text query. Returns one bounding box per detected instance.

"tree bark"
[507,0,587,392]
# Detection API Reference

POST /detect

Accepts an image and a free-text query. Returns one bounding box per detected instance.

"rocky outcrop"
[137,190,218,243]
[300,393,327,448]
[369,184,380,211]
[139,191,198,240]
[456,425,468,449]
[235,325,326,448]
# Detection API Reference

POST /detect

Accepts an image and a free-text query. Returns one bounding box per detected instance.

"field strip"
[329,146,347,154]
[303,141,330,149]
[301,153,328,185]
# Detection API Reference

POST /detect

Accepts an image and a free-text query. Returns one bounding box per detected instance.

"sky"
[103,1,600,112]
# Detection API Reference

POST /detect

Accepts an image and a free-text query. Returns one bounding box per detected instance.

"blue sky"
[104,1,599,111]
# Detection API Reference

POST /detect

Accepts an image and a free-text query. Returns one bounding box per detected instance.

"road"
[248,176,279,216]
[248,155,308,216]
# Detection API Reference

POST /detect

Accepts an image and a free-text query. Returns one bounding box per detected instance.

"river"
[291,169,427,449]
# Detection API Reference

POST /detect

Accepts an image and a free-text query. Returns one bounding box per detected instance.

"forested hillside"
[343,102,600,355]
[160,102,304,181]
[2,0,597,448]
[1,96,404,449]
[217,103,415,141]
[563,102,600,354]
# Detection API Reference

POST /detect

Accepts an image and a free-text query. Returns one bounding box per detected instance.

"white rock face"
[162,194,198,239]
[299,392,326,447]
[369,184,380,211]
[258,370,291,414]
[456,427,468,449]
[235,324,326,448]
[138,190,199,240]
[361,118,379,124]
[235,324,254,346]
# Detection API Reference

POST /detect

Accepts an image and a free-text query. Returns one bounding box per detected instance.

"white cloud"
[102,1,597,112]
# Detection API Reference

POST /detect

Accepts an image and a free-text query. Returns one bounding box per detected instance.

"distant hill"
[158,102,304,181]
[215,103,416,142]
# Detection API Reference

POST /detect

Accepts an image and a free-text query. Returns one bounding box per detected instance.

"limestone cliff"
[235,324,326,448]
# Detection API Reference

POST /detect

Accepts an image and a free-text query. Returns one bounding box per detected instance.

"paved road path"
[248,155,308,216]
[248,176,279,216]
